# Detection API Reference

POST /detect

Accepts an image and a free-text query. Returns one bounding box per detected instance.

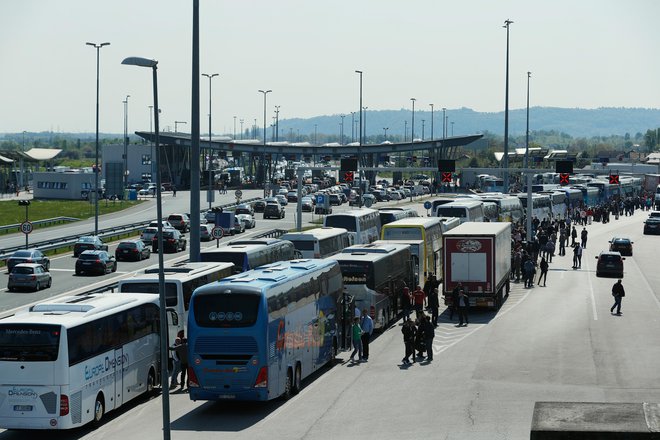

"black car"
[6,249,50,272]
[152,228,187,253]
[608,237,633,256]
[115,240,151,261]
[75,250,117,275]
[595,251,625,278]
[253,200,267,213]
[264,202,285,219]
[644,218,660,235]
[73,236,108,257]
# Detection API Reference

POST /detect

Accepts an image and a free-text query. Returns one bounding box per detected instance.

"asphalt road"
[3,200,658,439]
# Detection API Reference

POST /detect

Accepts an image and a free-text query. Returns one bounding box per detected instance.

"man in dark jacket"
[420,315,435,361]
[428,288,440,326]
[611,279,625,315]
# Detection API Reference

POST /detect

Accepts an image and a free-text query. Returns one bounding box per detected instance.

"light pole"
[340,114,345,145]
[362,107,368,140]
[525,71,533,242]
[383,127,389,140]
[233,116,236,139]
[451,121,454,136]
[275,106,280,142]
[123,95,130,192]
[355,70,363,207]
[421,119,425,140]
[314,124,318,144]
[203,73,219,210]
[20,131,26,187]
[503,18,514,194]
[404,120,408,141]
[149,105,154,179]
[410,98,416,142]
[121,55,171,440]
[351,111,356,143]
[258,89,272,184]
[86,41,110,237]
[174,121,187,133]
[429,103,434,139]
[240,119,244,139]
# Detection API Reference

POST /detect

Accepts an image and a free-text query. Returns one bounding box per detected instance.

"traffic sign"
[316,194,325,205]
[609,174,620,185]
[423,201,432,210]
[363,197,373,208]
[441,172,453,183]
[559,173,570,185]
[211,227,224,239]
[235,189,243,198]
[341,171,354,183]
[20,221,33,235]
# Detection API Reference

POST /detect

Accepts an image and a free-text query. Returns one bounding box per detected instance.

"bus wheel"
[147,369,156,395]
[293,364,302,395]
[93,394,105,425]
[282,369,293,400]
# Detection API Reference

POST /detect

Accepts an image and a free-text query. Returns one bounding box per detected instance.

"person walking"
[523,258,536,288]
[576,243,583,268]
[571,226,577,246]
[420,314,435,361]
[572,243,580,269]
[169,330,185,388]
[360,309,374,361]
[349,317,363,362]
[457,287,469,327]
[412,285,425,315]
[449,282,462,320]
[174,332,189,390]
[610,279,625,315]
[172,185,177,197]
[581,227,588,249]
[400,287,412,322]
[544,240,555,263]
[538,256,549,287]
[428,287,440,326]
[401,319,416,364]
[559,228,566,256]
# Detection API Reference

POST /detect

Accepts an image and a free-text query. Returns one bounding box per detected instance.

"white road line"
[585,257,598,321]
[628,257,660,312]
[47,268,75,272]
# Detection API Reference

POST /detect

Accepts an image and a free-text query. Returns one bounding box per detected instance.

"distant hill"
[278,107,660,140]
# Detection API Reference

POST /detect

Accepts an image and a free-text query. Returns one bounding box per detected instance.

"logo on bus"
[208,311,243,322]
[8,387,38,399]
[84,354,129,380]
[456,239,482,253]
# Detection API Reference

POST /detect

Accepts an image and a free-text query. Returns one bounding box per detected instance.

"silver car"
[140,227,159,244]
[236,213,256,229]
[8,263,52,292]
[200,224,213,241]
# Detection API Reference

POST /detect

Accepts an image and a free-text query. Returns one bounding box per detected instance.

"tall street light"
[525,71,533,242]
[355,70,363,207]
[258,89,272,184]
[421,119,425,140]
[362,107,368,140]
[340,114,345,145]
[121,55,171,440]
[123,95,130,192]
[383,127,389,140]
[149,105,154,179]
[274,105,280,142]
[503,18,514,194]
[233,116,237,139]
[86,41,110,237]
[240,119,244,139]
[203,73,219,210]
[429,103,434,139]
[410,98,416,142]
[351,111,356,143]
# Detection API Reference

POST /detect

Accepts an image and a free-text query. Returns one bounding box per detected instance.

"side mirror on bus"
[167,309,179,326]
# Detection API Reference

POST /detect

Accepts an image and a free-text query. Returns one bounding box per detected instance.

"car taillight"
[30,275,36,280]
[254,366,268,388]
[133,249,139,253]
[168,239,175,243]
[187,366,199,388]
[96,259,101,263]
[60,394,69,416]
[26,259,33,263]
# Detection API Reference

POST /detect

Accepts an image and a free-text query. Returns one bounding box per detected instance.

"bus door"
[114,347,124,407]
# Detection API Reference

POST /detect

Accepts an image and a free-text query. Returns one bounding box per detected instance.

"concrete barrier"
[531,402,660,439]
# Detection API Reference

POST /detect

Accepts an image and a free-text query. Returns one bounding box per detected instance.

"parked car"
[275,194,288,206]
[167,213,190,232]
[138,188,151,196]
[253,200,267,213]
[233,217,246,234]
[73,236,108,257]
[608,237,633,256]
[595,251,625,278]
[149,220,173,229]
[115,240,151,261]
[6,249,50,272]
[329,194,342,206]
[152,228,187,253]
[140,226,159,244]
[301,197,314,212]
[7,263,52,292]
[264,202,285,219]
[287,191,298,203]
[236,213,256,229]
[75,250,117,275]
[235,203,254,216]
[644,217,660,235]
[200,224,213,241]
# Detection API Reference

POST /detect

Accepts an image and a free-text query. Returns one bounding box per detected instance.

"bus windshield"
[200,252,247,270]
[0,324,61,362]
[382,227,422,240]
[288,240,315,251]
[436,207,467,217]
[193,293,260,328]
[324,215,356,231]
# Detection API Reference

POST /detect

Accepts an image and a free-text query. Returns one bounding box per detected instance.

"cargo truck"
[443,222,511,310]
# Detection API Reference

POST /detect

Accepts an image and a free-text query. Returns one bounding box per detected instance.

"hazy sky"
[1,0,659,135]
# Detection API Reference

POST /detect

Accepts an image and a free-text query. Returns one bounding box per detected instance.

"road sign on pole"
[20,221,33,234]
[211,226,224,239]
[235,189,243,199]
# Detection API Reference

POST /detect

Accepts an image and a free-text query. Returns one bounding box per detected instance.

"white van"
[435,200,485,223]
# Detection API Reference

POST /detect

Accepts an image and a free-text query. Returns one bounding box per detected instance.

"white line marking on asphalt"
[628,257,660,312]
[585,257,598,321]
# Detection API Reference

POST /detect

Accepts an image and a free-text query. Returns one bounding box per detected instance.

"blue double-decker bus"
[187,259,343,401]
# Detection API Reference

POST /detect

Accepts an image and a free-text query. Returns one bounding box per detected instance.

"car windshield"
[600,254,621,262]
[613,240,629,245]
[79,253,100,260]
[12,250,32,257]
[118,242,137,249]
[77,236,95,243]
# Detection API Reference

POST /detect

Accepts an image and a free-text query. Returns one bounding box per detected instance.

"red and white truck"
[443,222,511,310]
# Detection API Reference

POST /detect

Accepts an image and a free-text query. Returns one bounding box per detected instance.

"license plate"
[83,262,92,265]
[606,264,615,268]
[14,405,33,411]
[122,250,129,253]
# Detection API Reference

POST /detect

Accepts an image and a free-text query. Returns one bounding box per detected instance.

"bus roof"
[341,242,410,254]
[126,261,234,280]
[226,238,284,246]
[442,221,511,236]
[382,217,443,228]
[280,227,348,241]
[1,293,158,328]
[330,245,410,263]
[436,200,484,208]
[325,208,377,218]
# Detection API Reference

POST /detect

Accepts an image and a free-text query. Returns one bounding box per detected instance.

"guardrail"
[0,197,263,262]
[0,217,80,235]
[253,229,288,239]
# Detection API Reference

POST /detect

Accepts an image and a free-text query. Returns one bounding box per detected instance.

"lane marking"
[585,256,598,320]
[627,257,660,312]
